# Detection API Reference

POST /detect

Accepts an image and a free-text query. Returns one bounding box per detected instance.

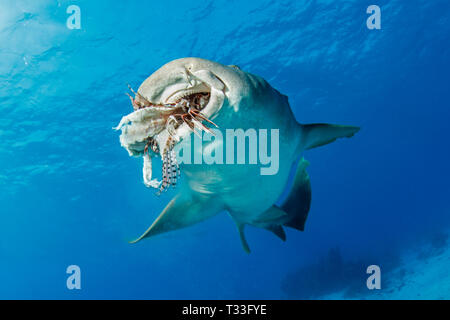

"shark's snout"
[116,60,227,194]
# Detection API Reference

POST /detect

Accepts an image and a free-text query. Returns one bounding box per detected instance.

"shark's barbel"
[115,57,359,252]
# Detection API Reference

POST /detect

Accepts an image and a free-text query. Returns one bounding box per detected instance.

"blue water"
[1,0,449,299]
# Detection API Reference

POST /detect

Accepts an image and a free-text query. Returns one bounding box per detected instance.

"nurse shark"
[115,57,359,252]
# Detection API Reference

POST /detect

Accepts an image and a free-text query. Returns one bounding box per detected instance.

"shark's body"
[117,58,359,252]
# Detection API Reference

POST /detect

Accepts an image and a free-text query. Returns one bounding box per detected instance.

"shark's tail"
[281,157,311,231]
[281,123,360,231]
[235,123,359,253]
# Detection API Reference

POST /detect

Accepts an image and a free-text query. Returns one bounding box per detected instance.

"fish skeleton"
[115,57,359,252]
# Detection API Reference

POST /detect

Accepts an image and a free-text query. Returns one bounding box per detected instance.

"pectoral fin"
[302,123,360,150]
[130,191,222,243]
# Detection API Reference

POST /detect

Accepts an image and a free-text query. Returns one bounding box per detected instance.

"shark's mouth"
[115,80,221,194]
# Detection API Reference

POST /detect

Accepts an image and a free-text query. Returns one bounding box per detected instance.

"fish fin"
[253,205,288,241]
[236,223,251,254]
[265,225,286,242]
[253,205,288,224]
[302,123,360,150]
[282,157,312,231]
[130,192,221,243]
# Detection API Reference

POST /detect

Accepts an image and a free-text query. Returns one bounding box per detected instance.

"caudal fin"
[282,158,311,231]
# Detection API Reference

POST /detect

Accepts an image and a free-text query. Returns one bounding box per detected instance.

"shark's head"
[115,57,243,192]
[137,58,224,111]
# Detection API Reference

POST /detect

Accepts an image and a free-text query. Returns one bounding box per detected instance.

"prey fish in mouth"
[114,69,219,194]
